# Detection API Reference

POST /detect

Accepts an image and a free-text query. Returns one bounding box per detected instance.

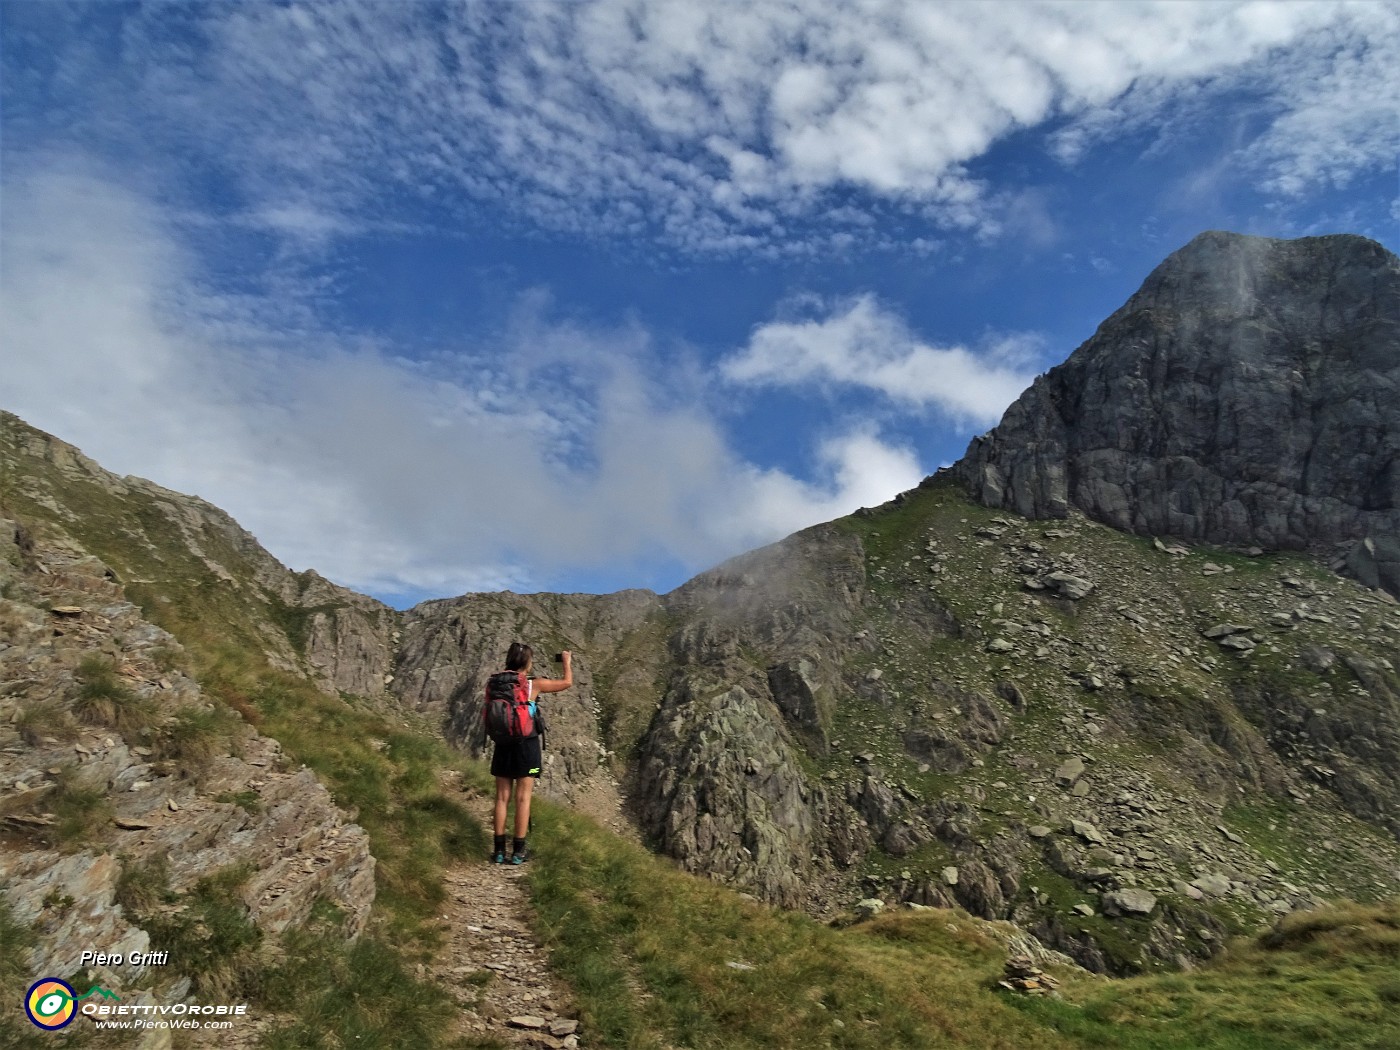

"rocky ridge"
[387,479,1400,973]
[0,414,399,698]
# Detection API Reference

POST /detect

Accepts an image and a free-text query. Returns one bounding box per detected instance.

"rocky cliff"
[0,414,400,698]
[392,488,1400,972]
[955,232,1400,595]
[394,588,664,819]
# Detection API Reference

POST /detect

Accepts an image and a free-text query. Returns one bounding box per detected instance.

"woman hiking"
[487,642,572,864]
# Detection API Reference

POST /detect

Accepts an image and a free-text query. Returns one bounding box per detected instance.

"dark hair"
[505,642,533,671]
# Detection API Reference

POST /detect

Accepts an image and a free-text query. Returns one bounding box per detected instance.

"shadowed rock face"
[956,232,1400,593]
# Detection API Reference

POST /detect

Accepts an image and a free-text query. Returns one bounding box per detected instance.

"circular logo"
[26,978,77,1030]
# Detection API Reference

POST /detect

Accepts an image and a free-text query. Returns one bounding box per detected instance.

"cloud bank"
[1,168,933,602]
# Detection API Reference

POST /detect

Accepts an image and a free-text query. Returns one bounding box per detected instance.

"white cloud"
[721,295,1039,426]
[10,1,1394,254]
[0,166,927,601]
[1047,3,1399,195]
[726,430,925,541]
[1249,4,1400,196]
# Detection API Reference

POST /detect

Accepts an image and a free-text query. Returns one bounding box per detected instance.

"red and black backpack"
[483,671,536,743]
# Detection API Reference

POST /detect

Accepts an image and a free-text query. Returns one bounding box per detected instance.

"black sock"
[512,837,526,854]
[493,835,507,855]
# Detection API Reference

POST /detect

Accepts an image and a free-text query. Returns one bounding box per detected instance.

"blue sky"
[2,1,1397,608]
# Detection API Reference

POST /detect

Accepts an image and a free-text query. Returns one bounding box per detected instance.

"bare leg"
[514,777,534,839]
[494,777,512,837]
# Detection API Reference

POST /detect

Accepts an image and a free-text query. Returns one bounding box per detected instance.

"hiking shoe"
[510,846,532,865]
[491,851,507,865]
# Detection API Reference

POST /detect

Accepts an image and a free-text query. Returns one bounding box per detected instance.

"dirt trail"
[430,786,582,1049]
[181,783,583,1050]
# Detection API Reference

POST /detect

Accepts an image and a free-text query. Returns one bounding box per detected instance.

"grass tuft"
[137,864,263,1001]
[215,789,263,814]
[152,704,237,770]
[43,764,111,849]
[71,655,156,734]
[15,700,79,745]
[115,853,171,916]
[0,900,51,1050]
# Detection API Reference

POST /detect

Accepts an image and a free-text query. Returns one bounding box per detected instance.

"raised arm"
[532,650,574,693]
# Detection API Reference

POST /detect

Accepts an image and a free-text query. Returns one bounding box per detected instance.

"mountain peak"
[955,231,1400,593]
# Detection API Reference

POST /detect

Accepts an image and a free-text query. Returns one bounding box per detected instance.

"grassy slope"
[526,797,1400,1050]
[1013,899,1400,1050]
[1,422,490,1048]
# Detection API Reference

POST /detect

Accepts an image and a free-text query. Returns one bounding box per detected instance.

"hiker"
[487,642,572,864]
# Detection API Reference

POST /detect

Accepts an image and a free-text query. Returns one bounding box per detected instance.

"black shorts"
[491,735,542,780]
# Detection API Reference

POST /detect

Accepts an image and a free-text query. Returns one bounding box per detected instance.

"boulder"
[854,898,886,920]
[1102,889,1158,917]
[1071,820,1106,845]
[1044,572,1095,600]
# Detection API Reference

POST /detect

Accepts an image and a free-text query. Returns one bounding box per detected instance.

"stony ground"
[430,782,583,1050]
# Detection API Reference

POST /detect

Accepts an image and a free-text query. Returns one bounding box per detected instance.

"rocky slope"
[955,232,1400,595]
[0,510,375,1007]
[4,231,1399,979]
[393,588,664,814]
[391,515,1400,973]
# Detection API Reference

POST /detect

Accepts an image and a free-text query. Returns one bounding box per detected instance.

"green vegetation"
[1013,899,1400,1050]
[152,704,238,770]
[115,853,171,916]
[44,764,112,849]
[524,807,1400,1050]
[590,613,673,772]
[215,789,263,814]
[2,897,36,976]
[0,899,52,1050]
[260,901,501,1050]
[137,864,264,1001]
[71,655,156,734]
[15,699,79,745]
[265,590,351,658]
[40,891,76,915]
[526,799,1078,1050]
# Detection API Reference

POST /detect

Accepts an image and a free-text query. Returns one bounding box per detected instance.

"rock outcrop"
[956,232,1400,594]
[393,589,664,811]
